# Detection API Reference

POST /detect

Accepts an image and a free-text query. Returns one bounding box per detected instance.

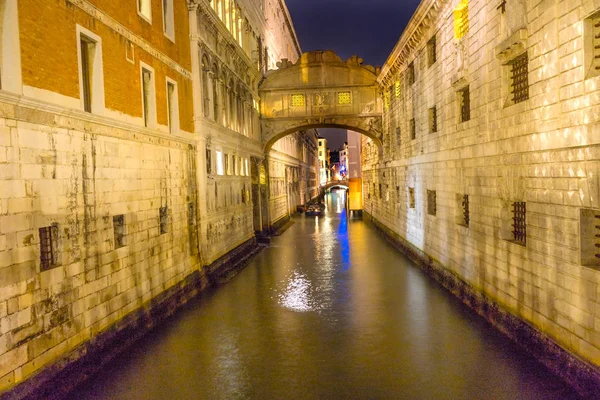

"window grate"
[512,202,526,245]
[410,119,416,140]
[408,188,416,209]
[429,106,438,133]
[113,215,125,249]
[510,53,529,104]
[427,190,437,216]
[428,35,437,67]
[39,225,59,271]
[462,194,470,226]
[338,92,351,105]
[160,206,169,234]
[291,94,305,107]
[460,86,471,123]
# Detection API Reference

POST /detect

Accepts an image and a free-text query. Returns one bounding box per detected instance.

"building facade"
[364,0,600,372]
[0,0,317,394]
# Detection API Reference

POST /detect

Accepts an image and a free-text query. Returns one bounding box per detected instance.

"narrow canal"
[69,191,581,399]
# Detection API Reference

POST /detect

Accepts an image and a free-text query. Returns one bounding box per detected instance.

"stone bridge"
[324,180,349,190]
[259,51,383,151]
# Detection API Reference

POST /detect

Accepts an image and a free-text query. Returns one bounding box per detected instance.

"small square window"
[427,190,437,216]
[159,206,169,234]
[408,187,416,209]
[113,215,126,249]
[39,224,60,271]
[338,92,352,105]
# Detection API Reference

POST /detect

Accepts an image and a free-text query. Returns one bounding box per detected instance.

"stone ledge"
[364,212,600,399]
[1,239,262,400]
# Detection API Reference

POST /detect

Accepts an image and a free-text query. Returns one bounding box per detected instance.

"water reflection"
[69,192,582,400]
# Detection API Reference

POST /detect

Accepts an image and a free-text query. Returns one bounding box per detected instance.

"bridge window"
[428,106,438,133]
[408,188,415,209]
[508,52,529,105]
[458,86,470,123]
[291,94,305,107]
[39,224,60,271]
[580,209,600,268]
[159,207,169,235]
[454,0,469,39]
[410,118,416,140]
[113,215,126,249]
[427,190,437,216]
[511,201,526,246]
[427,35,437,67]
[338,91,352,105]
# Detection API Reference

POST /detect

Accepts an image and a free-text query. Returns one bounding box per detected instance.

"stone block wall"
[0,97,201,392]
[365,0,600,368]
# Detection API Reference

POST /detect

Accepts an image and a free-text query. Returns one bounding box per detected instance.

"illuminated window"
[454,0,469,39]
[395,81,401,98]
[509,52,529,104]
[216,150,224,175]
[458,86,470,123]
[429,106,438,133]
[138,0,152,23]
[427,35,437,67]
[384,89,391,110]
[338,91,352,105]
[291,94,305,107]
[427,190,437,216]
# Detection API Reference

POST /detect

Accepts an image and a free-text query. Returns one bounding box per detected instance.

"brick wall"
[365,0,600,367]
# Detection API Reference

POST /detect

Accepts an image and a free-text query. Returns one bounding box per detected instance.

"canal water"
[69,191,581,399]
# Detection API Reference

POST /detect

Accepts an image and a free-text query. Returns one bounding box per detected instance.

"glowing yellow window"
[395,81,401,98]
[454,0,469,39]
[384,89,391,110]
[338,92,351,105]
[291,94,306,107]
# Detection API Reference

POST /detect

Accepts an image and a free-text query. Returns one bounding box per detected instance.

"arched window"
[201,56,211,118]
[212,63,219,122]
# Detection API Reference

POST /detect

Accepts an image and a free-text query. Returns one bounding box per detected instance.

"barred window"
[454,0,469,39]
[461,194,470,227]
[408,62,415,85]
[113,215,125,249]
[429,106,438,133]
[580,209,600,268]
[509,52,529,104]
[291,94,305,107]
[427,190,437,216]
[39,224,60,271]
[587,12,600,78]
[338,91,352,105]
[410,118,416,140]
[160,206,169,234]
[408,188,416,209]
[428,35,437,67]
[512,202,526,246]
[459,86,470,123]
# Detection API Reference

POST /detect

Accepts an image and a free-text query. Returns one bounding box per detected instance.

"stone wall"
[365,0,600,370]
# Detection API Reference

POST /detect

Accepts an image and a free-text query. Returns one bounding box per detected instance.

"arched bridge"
[324,180,349,191]
[260,51,383,151]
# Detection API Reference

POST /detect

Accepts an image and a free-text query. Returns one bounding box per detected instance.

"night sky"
[285,0,422,149]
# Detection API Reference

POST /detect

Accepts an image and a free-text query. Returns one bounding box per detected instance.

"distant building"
[318,137,328,185]
[339,142,348,178]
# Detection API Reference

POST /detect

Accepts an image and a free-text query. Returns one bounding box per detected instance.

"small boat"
[305,206,323,217]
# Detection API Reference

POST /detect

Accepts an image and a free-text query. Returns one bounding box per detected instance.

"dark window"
[408,188,415,209]
[459,86,471,123]
[188,202,196,226]
[160,206,169,234]
[429,106,438,133]
[39,224,59,271]
[80,38,92,113]
[395,127,401,145]
[379,183,382,199]
[512,202,526,246]
[510,52,529,104]
[427,190,437,216]
[410,119,416,140]
[461,194,470,226]
[408,62,415,85]
[428,35,437,67]
[206,147,212,174]
[113,215,125,249]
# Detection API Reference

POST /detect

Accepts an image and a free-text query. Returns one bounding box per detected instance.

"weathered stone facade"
[0,0,317,395]
[363,0,600,386]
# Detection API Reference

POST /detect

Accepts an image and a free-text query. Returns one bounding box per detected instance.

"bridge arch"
[260,51,383,152]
